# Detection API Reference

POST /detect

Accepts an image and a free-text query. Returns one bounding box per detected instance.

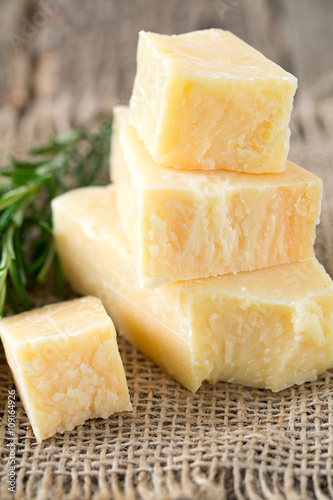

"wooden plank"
[0,0,331,146]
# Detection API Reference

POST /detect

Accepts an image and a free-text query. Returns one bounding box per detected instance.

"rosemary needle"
[0,119,112,317]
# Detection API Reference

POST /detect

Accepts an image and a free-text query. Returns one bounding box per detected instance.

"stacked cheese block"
[53,29,333,393]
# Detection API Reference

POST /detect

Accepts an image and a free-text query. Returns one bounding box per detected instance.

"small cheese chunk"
[52,187,333,393]
[130,29,297,173]
[111,106,322,288]
[0,297,132,441]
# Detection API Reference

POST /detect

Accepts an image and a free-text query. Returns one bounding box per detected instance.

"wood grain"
[0,0,332,160]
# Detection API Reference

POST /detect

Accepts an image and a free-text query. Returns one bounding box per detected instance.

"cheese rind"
[52,187,333,393]
[112,106,322,288]
[0,297,132,441]
[130,29,297,173]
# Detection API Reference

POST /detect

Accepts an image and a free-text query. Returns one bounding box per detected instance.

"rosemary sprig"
[0,119,112,317]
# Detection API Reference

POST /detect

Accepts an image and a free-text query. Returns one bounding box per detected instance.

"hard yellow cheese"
[112,106,322,288]
[52,187,333,393]
[0,297,132,441]
[110,106,128,184]
[130,29,297,173]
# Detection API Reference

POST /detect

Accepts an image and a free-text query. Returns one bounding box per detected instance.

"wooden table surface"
[0,0,332,159]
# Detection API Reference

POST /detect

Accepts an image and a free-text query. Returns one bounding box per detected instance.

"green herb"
[0,119,112,317]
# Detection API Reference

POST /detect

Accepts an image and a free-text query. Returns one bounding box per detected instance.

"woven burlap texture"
[1,97,333,500]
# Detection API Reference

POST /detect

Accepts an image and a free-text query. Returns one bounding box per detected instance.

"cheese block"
[0,297,132,441]
[110,105,128,184]
[111,106,322,288]
[52,187,333,393]
[129,29,298,173]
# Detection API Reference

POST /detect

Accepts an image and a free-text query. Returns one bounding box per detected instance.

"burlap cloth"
[1,95,333,500]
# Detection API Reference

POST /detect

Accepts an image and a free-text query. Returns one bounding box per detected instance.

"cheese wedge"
[0,297,132,441]
[52,187,333,393]
[129,29,297,173]
[111,106,322,288]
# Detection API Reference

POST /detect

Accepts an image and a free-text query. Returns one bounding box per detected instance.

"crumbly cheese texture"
[129,29,298,173]
[52,187,333,393]
[0,297,132,441]
[111,106,322,288]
